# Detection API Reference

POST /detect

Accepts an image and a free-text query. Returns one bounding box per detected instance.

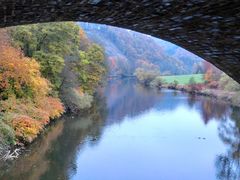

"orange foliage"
[0,29,65,144]
[0,91,64,144]
[12,116,43,143]
[79,28,86,39]
[0,30,49,98]
[203,61,213,83]
[0,96,50,124]
[37,97,65,119]
[204,69,213,83]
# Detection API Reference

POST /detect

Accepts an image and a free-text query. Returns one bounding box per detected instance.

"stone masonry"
[0,0,239,82]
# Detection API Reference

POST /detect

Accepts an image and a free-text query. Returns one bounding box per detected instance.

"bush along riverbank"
[0,29,64,160]
[134,66,240,108]
[0,22,107,160]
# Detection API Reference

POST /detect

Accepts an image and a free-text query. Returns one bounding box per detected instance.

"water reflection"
[186,94,230,124]
[0,97,107,180]
[0,79,239,180]
[216,107,240,180]
[102,79,163,125]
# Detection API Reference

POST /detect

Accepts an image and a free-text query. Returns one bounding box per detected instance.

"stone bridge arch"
[0,0,239,82]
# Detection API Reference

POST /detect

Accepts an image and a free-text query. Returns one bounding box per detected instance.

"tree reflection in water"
[0,96,107,180]
[187,94,240,179]
[216,107,240,180]
[186,94,230,124]
[1,79,240,180]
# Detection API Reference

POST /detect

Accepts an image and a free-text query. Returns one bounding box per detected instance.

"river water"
[0,79,240,180]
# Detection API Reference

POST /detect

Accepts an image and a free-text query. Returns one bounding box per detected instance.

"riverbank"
[162,84,240,107]
[0,111,64,161]
[0,23,107,161]
[134,69,240,108]
[0,90,104,161]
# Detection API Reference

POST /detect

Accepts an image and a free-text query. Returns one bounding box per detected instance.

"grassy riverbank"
[161,74,204,85]
[134,68,240,108]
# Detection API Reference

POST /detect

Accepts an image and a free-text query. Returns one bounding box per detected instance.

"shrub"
[219,74,240,91]
[150,76,163,88]
[134,68,160,86]
[207,81,219,89]
[12,115,42,143]
[173,80,179,87]
[62,86,93,112]
[168,80,179,89]
[189,77,196,85]
[188,77,197,91]
[0,120,15,145]
[67,88,93,111]
[37,97,65,120]
[231,92,240,106]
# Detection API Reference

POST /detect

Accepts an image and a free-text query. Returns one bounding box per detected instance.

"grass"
[161,74,205,85]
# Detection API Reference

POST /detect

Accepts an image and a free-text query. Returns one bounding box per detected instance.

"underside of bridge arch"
[0,0,239,83]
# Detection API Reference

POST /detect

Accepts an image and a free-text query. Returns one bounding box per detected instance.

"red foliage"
[207,81,219,89]
[188,84,204,91]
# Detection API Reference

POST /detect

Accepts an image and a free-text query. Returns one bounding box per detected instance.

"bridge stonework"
[0,0,239,82]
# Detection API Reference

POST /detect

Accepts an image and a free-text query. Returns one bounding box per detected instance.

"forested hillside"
[80,23,203,76]
[10,22,106,111]
[0,22,106,155]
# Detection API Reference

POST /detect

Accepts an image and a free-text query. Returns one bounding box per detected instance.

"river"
[0,79,240,180]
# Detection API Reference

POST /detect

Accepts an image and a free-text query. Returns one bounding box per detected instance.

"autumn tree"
[0,29,64,145]
[203,61,222,83]
[0,31,49,99]
[10,22,81,91]
[134,68,160,86]
[203,61,213,83]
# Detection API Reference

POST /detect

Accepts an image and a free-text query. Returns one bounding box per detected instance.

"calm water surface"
[0,79,240,180]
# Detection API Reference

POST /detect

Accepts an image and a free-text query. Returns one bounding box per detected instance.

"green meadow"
[161,74,205,85]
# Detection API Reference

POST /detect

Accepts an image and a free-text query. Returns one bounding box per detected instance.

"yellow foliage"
[0,30,65,144]
[76,87,84,96]
[0,30,50,98]
[12,116,43,143]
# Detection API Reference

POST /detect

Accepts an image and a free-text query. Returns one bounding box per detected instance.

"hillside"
[79,22,204,76]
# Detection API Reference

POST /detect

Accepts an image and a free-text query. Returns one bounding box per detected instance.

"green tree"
[10,22,81,91]
[33,52,64,91]
[173,80,179,87]
[189,77,196,85]
[74,44,106,94]
[189,77,197,91]
[9,22,107,112]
